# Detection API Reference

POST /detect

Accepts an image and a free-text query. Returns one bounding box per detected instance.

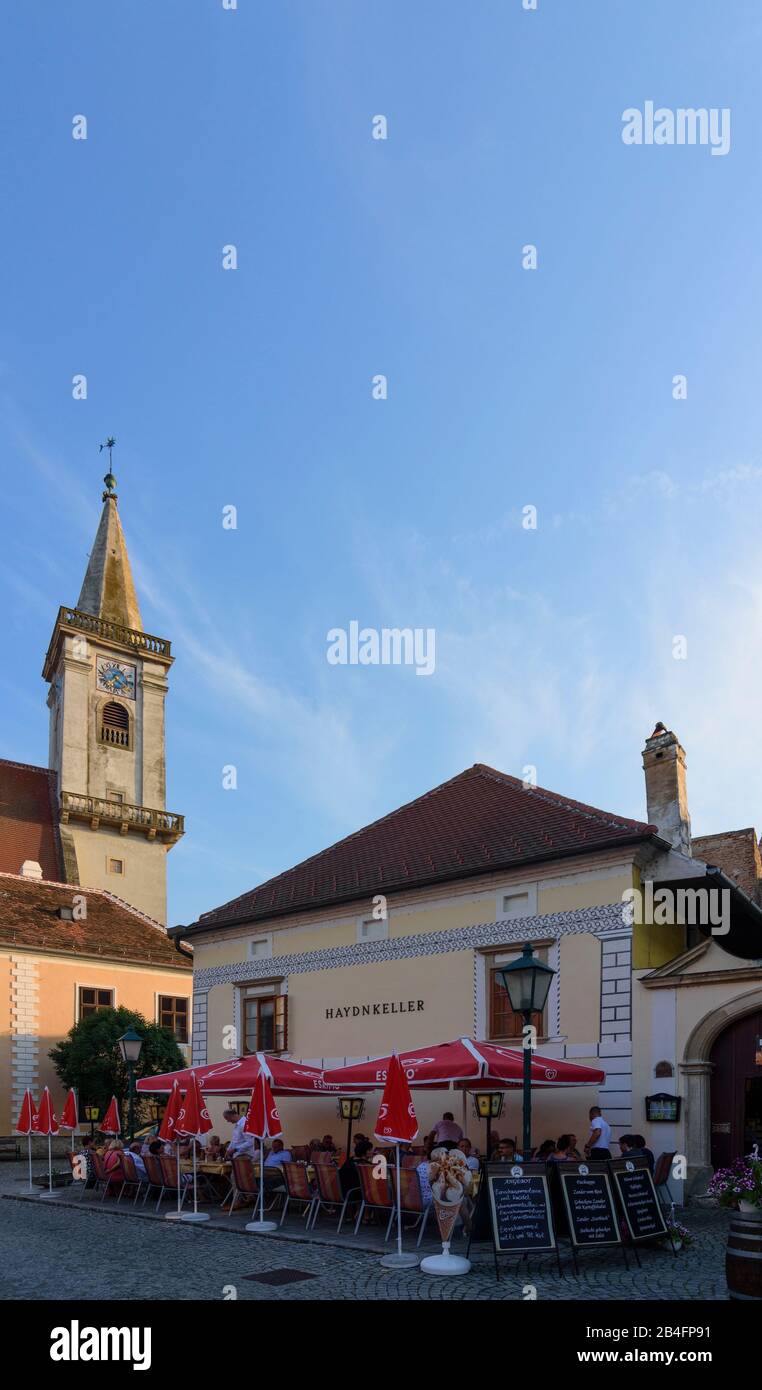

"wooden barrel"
[726,1209,762,1300]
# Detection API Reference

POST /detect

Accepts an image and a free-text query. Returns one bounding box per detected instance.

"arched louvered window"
[101,701,130,748]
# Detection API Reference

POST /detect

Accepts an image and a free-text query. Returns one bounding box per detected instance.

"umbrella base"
[38,1190,62,1201]
[180,1211,210,1222]
[380,1251,419,1269]
[420,1252,471,1276]
[164,1210,185,1220]
[245,1219,278,1233]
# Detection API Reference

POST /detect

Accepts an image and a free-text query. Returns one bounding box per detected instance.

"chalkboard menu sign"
[486,1163,556,1254]
[558,1161,621,1248]
[610,1158,667,1242]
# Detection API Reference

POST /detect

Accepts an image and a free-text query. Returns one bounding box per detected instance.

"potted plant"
[665,1212,694,1251]
[708,1151,762,1216]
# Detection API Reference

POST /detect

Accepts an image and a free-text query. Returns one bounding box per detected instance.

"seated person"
[493,1138,522,1163]
[204,1134,223,1161]
[321,1134,337,1154]
[339,1135,372,1196]
[535,1139,557,1161]
[548,1134,575,1162]
[459,1138,480,1172]
[567,1133,582,1160]
[103,1139,124,1188]
[264,1138,292,1167]
[75,1136,97,1186]
[128,1141,148,1180]
[619,1134,655,1172]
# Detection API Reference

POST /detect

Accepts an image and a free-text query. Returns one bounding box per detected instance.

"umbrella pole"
[260,1138,265,1225]
[192,1144,198,1216]
[27,1134,33,1192]
[395,1144,402,1259]
[47,1133,52,1194]
[176,1139,182,1215]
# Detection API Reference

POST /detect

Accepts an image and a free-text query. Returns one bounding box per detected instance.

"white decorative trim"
[191,990,208,1066]
[194,902,626,991]
[10,956,40,1103]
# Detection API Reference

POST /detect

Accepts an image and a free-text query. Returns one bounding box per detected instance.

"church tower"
[42,459,183,923]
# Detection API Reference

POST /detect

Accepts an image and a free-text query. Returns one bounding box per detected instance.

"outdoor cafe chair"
[653,1151,677,1212]
[353,1163,395,1239]
[309,1160,360,1234]
[117,1152,145,1205]
[279,1162,317,1227]
[224,1156,259,1215]
[153,1152,189,1214]
[141,1154,165,1207]
[311,1150,335,1165]
[390,1163,432,1248]
[91,1150,114,1202]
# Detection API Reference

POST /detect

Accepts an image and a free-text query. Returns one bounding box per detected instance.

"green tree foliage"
[49,1006,184,1128]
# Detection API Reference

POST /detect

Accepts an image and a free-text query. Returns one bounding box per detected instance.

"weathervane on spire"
[99,437,117,495]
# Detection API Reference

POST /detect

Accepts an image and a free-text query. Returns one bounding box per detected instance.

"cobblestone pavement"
[0,1161,729,1301]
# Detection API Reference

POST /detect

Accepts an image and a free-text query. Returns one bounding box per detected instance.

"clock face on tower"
[96,657,136,699]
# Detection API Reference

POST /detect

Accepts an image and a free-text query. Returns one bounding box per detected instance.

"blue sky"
[2,1,762,926]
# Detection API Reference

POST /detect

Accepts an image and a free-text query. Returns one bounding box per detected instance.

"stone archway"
[680,985,762,1192]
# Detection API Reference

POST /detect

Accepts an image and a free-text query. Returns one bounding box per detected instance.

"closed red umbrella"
[100,1095,121,1136]
[158,1080,184,1221]
[375,1055,419,1270]
[242,1065,283,1234]
[36,1087,59,1200]
[60,1089,79,1151]
[15,1089,38,1192]
[176,1072,213,1223]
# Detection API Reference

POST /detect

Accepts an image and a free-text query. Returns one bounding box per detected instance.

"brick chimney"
[20,860,43,880]
[642,723,692,856]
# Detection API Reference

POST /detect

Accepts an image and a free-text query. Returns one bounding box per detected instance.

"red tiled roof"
[0,759,64,882]
[195,763,657,931]
[0,871,192,969]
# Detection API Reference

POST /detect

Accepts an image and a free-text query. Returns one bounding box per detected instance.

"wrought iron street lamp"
[495,943,556,1161]
[337,1096,365,1157]
[117,1027,144,1142]
[472,1091,503,1164]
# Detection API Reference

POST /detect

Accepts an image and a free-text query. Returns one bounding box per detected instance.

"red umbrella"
[37,1087,59,1135]
[473,1040,606,1088]
[36,1087,59,1199]
[158,1080,184,1221]
[158,1079,182,1144]
[137,1053,330,1096]
[60,1089,79,1151]
[242,1070,283,1234]
[15,1089,38,1193]
[15,1089,37,1135]
[101,1095,121,1136]
[176,1072,213,1223]
[374,1053,419,1146]
[323,1039,482,1091]
[375,1055,419,1269]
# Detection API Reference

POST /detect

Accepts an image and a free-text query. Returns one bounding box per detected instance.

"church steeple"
[76,451,143,631]
[42,447,183,924]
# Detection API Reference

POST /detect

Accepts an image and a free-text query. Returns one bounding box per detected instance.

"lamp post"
[337,1097,365,1158]
[117,1027,144,1142]
[495,942,556,1161]
[472,1091,503,1165]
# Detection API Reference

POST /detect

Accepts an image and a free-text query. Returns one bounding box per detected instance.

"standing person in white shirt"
[585,1106,612,1159]
[223,1106,256,1159]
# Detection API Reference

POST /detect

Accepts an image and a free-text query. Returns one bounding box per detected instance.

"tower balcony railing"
[44,606,171,672]
[60,791,184,844]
